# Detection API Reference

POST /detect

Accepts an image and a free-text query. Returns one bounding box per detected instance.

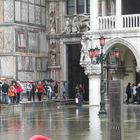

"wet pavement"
[0,103,140,140]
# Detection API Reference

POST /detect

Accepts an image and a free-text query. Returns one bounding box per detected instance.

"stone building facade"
[0,0,47,81]
[80,0,140,105]
[46,0,140,105]
[46,0,90,98]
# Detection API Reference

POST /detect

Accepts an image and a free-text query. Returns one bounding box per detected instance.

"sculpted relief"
[50,40,56,65]
[80,35,102,76]
[63,15,90,34]
[80,35,92,65]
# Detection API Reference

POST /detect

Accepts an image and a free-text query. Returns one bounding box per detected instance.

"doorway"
[67,44,89,101]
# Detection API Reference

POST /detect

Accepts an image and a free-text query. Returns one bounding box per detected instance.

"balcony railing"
[98,16,116,30]
[97,14,140,30]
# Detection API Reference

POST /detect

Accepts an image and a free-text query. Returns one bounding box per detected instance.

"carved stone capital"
[84,64,101,76]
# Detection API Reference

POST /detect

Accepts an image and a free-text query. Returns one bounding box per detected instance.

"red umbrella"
[29,135,51,140]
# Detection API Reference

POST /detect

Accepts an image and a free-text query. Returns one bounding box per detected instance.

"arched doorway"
[105,43,137,101]
[67,44,89,101]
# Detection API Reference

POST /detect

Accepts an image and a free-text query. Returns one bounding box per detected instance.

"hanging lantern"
[113,48,120,59]
[94,47,100,57]
[99,36,105,48]
[88,48,95,58]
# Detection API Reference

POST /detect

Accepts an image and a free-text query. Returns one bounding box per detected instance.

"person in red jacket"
[36,81,45,101]
[16,81,23,103]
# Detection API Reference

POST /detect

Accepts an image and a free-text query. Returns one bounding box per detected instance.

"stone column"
[116,0,122,28]
[84,0,87,14]
[102,0,107,16]
[116,0,122,16]
[61,44,68,81]
[90,0,99,30]
[89,75,101,106]
[84,64,101,106]
[80,35,101,106]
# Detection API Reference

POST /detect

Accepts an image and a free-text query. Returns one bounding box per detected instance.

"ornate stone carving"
[50,40,56,65]
[50,11,56,33]
[85,64,101,75]
[80,35,101,76]
[63,18,72,34]
[63,14,90,34]
[49,2,56,33]
[80,35,92,66]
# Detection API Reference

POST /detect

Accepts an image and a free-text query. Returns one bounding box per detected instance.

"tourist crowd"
[125,82,140,104]
[0,79,68,104]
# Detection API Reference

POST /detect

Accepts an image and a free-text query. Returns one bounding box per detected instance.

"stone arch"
[104,37,140,71]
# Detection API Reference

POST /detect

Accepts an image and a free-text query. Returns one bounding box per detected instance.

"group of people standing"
[1,80,24,104]
[125,82,140,104]
[0,79,68,104]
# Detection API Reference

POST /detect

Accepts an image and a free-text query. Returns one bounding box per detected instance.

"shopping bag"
[75,98,78,103]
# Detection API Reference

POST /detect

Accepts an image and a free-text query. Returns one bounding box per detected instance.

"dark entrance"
[122,0,140,15]
[67,44,89,101]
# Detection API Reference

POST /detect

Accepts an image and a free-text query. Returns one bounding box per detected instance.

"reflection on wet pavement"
[0,103,140,140]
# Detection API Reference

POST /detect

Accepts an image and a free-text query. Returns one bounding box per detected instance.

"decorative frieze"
[4,0,14,22]
[63,15,90,34]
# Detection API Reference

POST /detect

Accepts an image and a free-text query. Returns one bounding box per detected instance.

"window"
[67,0,75,15]
[77,0,84,14]
[86,0,90,13]
[67,0,90,15]
[17,32,26,48]
[14,0,46,27]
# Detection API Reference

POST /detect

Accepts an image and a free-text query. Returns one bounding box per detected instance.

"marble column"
[89,75,101,106]
[90,0,99,30]
[116,0,122,16]
[80,35,101,106]
[84,0,87,14]
[102,0,107,16]
[116,0,122,28]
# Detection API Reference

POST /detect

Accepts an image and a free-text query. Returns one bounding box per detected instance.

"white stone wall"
[1,56,16,79]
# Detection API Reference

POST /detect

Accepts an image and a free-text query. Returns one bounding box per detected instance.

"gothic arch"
[104,37,140,71]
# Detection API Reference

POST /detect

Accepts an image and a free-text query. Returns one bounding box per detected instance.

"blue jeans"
[2,93,8,104]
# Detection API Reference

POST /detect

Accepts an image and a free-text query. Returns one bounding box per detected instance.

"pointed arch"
[104,37,140,71]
